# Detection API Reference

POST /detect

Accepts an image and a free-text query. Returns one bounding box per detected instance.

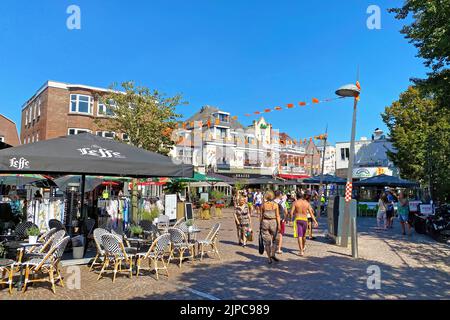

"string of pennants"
[175,95,351,144]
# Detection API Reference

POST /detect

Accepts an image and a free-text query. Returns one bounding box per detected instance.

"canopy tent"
[0,133,193,178]
[353,174,419,188]
[302,174,347,185]
[173,171,222,183]
[0,173,54,186]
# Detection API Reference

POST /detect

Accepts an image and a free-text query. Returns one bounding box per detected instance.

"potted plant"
[210,190,225,218]
[185,219,194,233]
[130,225,144,238]
[141,207,160,224]
[199,199,211,220]
[26,226,40,244]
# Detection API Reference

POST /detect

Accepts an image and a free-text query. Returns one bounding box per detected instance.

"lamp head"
[335,84,360,98]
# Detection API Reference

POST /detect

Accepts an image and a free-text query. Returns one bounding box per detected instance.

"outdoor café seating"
[196,223,221,261]
[0,258,15,294]
[18,229,66,263]
[135,233,171,280]
[167,227,195,268]
[97,234,136,283]
[21,236,70,294]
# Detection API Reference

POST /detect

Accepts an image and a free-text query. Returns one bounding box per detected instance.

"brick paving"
[1,208,449,300]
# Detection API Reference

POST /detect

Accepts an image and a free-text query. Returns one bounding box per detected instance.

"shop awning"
[174,172,223,183]
[278,173,311,180]
[353,174,419,188]
[0,133,194,178]
[303,174,347,185]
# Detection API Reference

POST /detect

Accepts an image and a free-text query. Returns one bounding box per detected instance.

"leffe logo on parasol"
[78,145,126,159]
[9,157,30,170]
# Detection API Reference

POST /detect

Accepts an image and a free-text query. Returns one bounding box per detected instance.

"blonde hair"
[264,191,275,201]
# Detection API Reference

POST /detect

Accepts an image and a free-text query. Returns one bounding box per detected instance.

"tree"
[95,81,185,155]
[389,0,450,104]
[382,86,450,202]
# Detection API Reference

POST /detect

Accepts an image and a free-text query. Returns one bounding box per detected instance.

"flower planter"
[201,208,211,220]
[28,236,38,244]
[215,207,223,219]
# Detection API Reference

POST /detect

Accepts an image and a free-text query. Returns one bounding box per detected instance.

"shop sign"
[9,157,30,170]
[353,167,392,178]
[78,145,125,159]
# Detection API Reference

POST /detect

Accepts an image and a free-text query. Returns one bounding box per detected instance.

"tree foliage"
[95,81,184,155]
[382,87,450,202]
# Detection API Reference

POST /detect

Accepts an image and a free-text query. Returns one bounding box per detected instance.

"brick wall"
[0,115,20,146]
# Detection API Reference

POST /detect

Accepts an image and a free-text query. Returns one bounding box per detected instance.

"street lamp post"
[336,83,360,259]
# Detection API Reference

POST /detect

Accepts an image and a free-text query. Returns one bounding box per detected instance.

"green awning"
[174,172,223,183]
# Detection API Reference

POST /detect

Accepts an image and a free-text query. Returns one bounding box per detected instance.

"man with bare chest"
[290,191,318,256]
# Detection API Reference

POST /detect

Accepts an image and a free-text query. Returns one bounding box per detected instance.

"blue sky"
[0,0,426,144]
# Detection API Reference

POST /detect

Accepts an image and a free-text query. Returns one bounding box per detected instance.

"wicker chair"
[0,259,15,294]
[196,223,221,261]
[173,217,185,228]
[22,236,70,293]
[18,229,66,263]
[168,227,195,268]
[135,233,171,280]
[97,234,136,283]
[14,221,38,240]
[89,228,110,271]
[156,215,170,233]
[48,219,65,231]
[25,228,58,255]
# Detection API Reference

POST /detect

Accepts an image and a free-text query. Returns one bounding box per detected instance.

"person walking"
[260,191,281,264]
[386,189,396,229]
[398,191,412,236]
[234,196,252,246]
[247,189,255,217]
[254,190,263,217]
[290,191,318,256]
[274,190,286,254]
[376,193,388,230]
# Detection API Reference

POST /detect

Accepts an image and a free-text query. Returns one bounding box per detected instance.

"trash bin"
[72,236,85,259]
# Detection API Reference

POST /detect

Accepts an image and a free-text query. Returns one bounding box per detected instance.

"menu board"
[164,194,177,220]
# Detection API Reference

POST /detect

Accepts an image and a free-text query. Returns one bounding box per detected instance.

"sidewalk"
[1,208,449,300]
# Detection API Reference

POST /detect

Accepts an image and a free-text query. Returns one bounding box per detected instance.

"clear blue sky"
[0,0,426,144]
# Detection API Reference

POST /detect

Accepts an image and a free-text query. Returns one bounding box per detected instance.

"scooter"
[426,204,450,243]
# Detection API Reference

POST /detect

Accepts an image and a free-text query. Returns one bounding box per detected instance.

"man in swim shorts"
[290,191,318,256]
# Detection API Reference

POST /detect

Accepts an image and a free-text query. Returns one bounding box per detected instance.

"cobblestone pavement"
[1,209,449,300]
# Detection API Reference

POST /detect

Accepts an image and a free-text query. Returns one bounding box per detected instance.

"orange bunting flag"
[264,109,271,113]
[245,114,251,117]
[231,116,238,120]
[254,111,261,115]
[207,119,211,128]
[312,98,320,104]
[215,118,220,125]
[275,106,282,111]
[299,102,306,106]
[182,122,187,129]
[356,81,361,90]
[287,103,294,108]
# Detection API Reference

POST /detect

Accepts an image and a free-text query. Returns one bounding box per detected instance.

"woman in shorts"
[397,191,412,236]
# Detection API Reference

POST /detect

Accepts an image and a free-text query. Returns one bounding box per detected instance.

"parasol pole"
[80,175,86,221]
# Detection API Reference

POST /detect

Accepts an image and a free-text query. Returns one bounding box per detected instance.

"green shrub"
[26,226,40,237]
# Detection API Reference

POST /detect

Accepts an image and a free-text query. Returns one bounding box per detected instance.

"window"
[36,133,39,142]
[23,137,26,144]
[28,106,32,124]
[122,133,129,141]
[37,98,41,117]
[70,94,93,114]
[96,131,115,139]
[27,137,30,144]
[217,113,229,123]
[33,102,37,120]
[31,135,35,143]
[0,136,4,143]
[340,148,350,161]
[25,110,28,126]
[68,128,91,135]
[98,99,116,117]
[217,128,227,139]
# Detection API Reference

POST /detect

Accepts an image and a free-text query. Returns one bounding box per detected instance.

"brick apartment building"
[20,81,126,144]
[0,114,20,146]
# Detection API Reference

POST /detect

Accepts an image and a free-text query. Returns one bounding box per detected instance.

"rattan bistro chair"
[25,228,58,255]
[135,233,171,280]
[196,223,221,261]
[18,229,66,263]
[89,228,110,271]
[173,217,185,228]
[22,236,70,294]
[0,259,15,294]
[167,228,195,268]
[97,234,136,283]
